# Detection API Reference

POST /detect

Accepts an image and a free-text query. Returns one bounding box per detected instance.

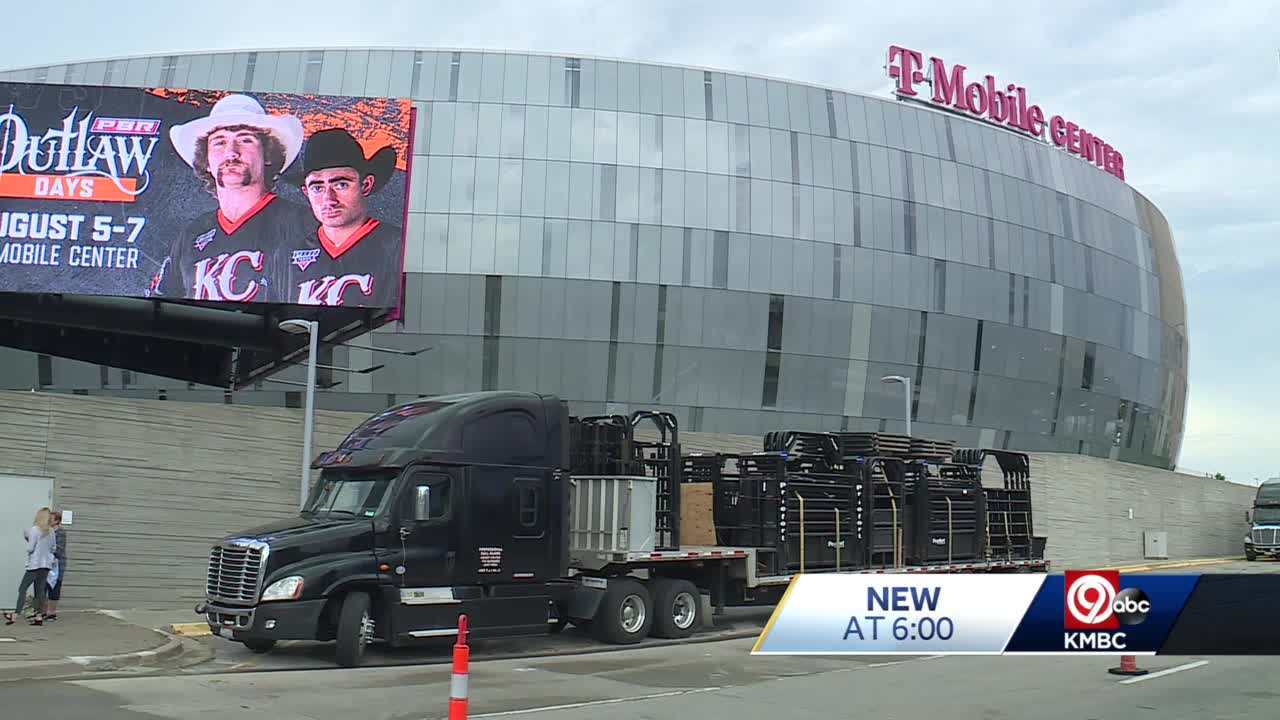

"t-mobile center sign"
[886,45,1125,182]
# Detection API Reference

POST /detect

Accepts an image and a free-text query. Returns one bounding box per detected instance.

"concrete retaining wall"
[0,391,1254,610]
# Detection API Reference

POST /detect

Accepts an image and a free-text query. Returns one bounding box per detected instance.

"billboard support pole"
[281,319,320,510]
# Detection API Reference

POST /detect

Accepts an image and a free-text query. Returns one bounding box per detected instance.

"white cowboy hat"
[168,93,305,171]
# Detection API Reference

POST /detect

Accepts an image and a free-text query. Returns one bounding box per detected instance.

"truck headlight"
[260,576,304,602]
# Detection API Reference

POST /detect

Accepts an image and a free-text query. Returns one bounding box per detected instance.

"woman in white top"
[4,507,56,626]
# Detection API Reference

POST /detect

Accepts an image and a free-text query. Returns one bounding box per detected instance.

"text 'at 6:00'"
[844,585,955,642]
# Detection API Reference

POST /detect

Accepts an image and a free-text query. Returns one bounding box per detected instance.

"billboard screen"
[0,81,415,308]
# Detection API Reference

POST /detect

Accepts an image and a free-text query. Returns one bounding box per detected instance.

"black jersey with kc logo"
[148,192,313,304]
[282,217,404,307]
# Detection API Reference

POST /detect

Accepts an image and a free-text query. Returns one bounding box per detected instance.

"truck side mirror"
[415,486,431,522]
[1246,509,1254,524]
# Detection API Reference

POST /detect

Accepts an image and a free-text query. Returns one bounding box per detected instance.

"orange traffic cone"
[1107,654,1149,676]
[449,614,470,719]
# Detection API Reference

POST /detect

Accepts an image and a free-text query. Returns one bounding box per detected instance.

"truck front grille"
[206,540,268,605]
[1252,528,1279,546]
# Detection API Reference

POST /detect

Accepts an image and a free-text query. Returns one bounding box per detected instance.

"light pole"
[880,375,912,437]
[279,318,319,510]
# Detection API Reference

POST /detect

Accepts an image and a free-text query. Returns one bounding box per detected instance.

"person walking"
[44,511,67,622]
[4,507,56,626]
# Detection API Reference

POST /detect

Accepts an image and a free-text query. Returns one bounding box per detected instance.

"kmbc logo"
[1064,570,1150,629]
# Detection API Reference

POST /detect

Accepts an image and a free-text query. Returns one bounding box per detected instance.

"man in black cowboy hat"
[283,127,404,307]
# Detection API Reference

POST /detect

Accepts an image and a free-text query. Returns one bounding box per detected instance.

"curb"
[0,614,198,683]
[1099,556,1241,573]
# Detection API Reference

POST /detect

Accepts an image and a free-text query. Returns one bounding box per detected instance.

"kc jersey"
[148,192,313,304]
[283,217,403,307]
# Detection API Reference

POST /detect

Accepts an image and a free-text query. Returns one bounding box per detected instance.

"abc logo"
[1114,588,1151,625]
[1064,570,1151,629]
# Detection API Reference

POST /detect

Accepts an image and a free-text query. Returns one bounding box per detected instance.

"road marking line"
[1118,660,1210,684]
[458,687,723,718]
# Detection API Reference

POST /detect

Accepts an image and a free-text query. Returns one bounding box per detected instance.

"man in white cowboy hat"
[281,127,403,308]
[147,93,314,304]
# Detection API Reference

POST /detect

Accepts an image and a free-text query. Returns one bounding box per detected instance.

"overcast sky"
[0,0,1275,484]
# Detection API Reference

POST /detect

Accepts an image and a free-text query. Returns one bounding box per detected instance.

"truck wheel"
[1246,550,1257,561]
[242,638,276,654]
[649,578,701,639]
[591,578,653,645]
[334,591,374,668]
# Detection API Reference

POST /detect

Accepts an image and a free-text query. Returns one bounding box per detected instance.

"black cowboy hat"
[291,127,397,193]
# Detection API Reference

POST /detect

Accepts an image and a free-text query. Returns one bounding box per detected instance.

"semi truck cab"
[197,391,576,666]
[1245,479,1280,561]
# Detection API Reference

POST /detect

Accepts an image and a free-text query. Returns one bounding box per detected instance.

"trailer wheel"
[591,578,653,644]
[334,591,373,668]
[649,578,701,639]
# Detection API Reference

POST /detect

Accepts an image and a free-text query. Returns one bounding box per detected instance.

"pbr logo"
[1064,570,1150,630]
[292,248,321,270]
[193,228,216,251]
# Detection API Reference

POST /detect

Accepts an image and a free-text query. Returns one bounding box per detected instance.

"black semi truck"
[196,390,1049,667]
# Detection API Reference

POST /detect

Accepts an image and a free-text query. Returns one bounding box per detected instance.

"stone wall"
[0,391,1252,610]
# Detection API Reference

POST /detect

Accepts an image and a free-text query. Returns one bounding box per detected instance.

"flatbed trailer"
[197,391,1049,666]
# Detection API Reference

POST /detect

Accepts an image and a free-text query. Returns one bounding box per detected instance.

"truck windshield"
[304,469,397,519]
[1257,483,1280,504]
[1255,507,1280,524]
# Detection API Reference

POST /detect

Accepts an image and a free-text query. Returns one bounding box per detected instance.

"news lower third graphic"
[751,571,1280,656]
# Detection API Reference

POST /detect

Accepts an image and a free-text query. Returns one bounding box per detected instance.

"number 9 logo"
[1066,574,1116,625]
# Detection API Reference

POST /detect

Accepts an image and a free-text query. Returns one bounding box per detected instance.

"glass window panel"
[638,64,662,114]
[814,188,836,245]
[494,216,519,275]
[592,60,618,111]
[750,178,771,234]
[446,214,473,272]
[519,159,547,216]
[500,54,528,104]
[428,102,455,155]
[639,168,662,224]
[616,165,640,223]
[749,126,771,179]
[547,107,572,161]
[594,110,618,164]
[831,140,853,191]
[523,105,549,159]
[545,161,571,217]
[687,230,710,287]
[685,171,708,228]
[615,62,640,113]
[477,53,505,102]
[660,226,683,283]
[470,215,497,273]
[578,60,597,110]
[616,112,641,166]
[570,108,595,162]
[662,169,685,226]
[795,185,814,241]
[706,121,730,176]
[769,129,791,183]
[683,69,705,120]
[725,73,749,123]
[636,225,661,283]
[882,102,905,150]
[746,77,769,126]
[524,56,549,105]
[450,157,476,212]
[455,52,483,101]
[473,158,499,214]
[568,163,594,219]
[423,214,448,272]
[453,103,479,156]
[684,120,708,173]
[732,176,751,232]
[565,221,592,278]
[662,116,686,169]
[707,173,730,230]
[940,160,961,210]
[786,84,810,134]
[833,190,855,246]
[660,66,684,116]
[766,80,790,129]
[425,155,453,213]
[496,161,522,217]
[476,104,502,157]
[887,148,906,199]
[639,114,663,168]
[498,105,525,158]
[811,135,834,188]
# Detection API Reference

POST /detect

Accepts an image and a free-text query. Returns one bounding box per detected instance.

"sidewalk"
[0,609,203,682]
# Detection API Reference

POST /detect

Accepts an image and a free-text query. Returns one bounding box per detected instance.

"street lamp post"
[279,319,319,510]
[880,375,912,437]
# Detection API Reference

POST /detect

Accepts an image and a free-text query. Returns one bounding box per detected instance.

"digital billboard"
[0,81,415,308]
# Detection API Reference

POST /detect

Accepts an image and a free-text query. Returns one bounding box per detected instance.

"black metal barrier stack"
[671,431,1046,575]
